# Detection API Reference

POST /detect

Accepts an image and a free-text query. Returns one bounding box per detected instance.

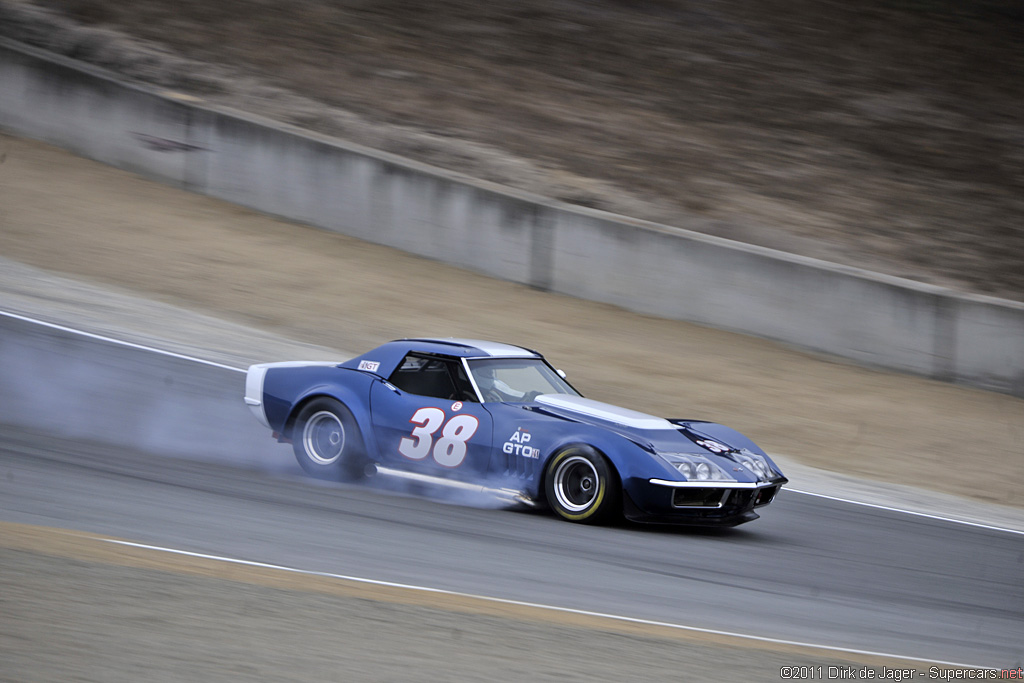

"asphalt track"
[1,313,1021,671]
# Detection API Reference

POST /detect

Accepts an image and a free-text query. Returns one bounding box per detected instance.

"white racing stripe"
[101,537,998,671]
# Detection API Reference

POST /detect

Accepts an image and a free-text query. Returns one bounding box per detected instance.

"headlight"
[661,453,734,482]
[731,450,775,482]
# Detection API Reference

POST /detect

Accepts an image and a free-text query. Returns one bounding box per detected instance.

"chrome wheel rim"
[302,411,345,465]
[553,455,599,512]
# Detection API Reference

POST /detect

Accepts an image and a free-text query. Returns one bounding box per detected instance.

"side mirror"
[556,369,567,379]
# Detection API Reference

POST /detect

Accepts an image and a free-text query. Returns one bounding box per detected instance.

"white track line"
[102,537,997,671]
[0,309,245,372]
[785,488,1024,536]
[4,307,1022,536]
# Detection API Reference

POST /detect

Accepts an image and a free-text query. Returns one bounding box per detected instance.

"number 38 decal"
[399,407,479,467]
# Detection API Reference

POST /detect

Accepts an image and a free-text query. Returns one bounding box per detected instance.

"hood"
[532,394,784,483]
[534,394,677,431]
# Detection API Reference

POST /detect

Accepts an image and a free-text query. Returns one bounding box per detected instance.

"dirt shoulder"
[1,133,1021,509]
[1,0,1022,300]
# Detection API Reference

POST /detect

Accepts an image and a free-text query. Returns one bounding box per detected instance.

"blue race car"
[244,338,787,526]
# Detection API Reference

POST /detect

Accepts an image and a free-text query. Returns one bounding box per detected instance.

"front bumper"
[623,477,788,526]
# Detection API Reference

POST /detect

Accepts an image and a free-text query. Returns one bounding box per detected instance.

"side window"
[450,362,478,402]
[388,354,475,401]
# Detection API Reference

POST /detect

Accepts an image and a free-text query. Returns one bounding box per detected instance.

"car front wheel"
[544,447,620,524]
[292,398,369,481]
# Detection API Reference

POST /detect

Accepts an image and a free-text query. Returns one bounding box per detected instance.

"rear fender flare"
[284,384,379,456]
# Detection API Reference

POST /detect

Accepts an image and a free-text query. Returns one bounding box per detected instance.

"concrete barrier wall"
[2,38,1022,396]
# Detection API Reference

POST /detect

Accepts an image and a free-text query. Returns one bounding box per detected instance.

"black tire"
[543,447,621,524]
[291,398,369,482]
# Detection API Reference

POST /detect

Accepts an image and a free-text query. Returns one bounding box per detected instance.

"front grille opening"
[672,488,729,508]
[728,490,754,508]
[753,485,780,507]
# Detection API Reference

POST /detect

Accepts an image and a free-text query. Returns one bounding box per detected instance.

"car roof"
[339,338,543,376]
[403,338,540,358]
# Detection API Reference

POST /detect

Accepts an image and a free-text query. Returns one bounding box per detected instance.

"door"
[369,353,493,478]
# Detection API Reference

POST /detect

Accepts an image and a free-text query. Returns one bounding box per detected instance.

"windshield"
[468,358,580,403]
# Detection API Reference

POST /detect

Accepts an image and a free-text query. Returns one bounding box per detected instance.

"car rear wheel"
[292,398,369,481]
[544,447,620,524]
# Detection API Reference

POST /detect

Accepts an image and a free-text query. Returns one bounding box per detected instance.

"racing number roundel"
[399,407,479,467]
